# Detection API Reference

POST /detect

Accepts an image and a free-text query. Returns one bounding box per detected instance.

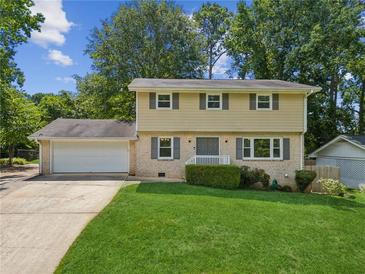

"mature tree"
[0,0,44,86]
[346,40,365,134]
[0,83,41,165]
[38,91,76,122]
[79,0,205,120]
[193,3,232,79]
[74,74,135,120]
[30,92,50,105]
[226,0,364,151]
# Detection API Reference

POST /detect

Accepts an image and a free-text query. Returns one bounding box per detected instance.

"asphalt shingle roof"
[30,119,136,138]
[128,78,321,91]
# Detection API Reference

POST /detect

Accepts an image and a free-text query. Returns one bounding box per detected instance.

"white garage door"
[52,141,129,173]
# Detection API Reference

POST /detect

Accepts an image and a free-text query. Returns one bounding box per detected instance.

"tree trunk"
[8,144,14,166]
[328,75,338,134]
[359,79,365,135]
[208,46,213,79]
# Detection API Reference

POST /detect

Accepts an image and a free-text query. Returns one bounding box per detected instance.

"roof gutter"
[306,87,322,97]
[129,87,321,93]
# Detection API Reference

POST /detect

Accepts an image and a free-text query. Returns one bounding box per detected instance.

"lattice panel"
[316,157,365,188]
[336,159,365,188]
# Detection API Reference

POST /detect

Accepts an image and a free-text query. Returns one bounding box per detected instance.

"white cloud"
[48,49,73,66]
[212,52,231,76]
[55,76,76,84]
[344,72,353,80]
[30,0,74,47]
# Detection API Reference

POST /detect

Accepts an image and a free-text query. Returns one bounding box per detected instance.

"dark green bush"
[281,185,293,192]
[295,170,317,192]
[240,166,270,188]
[185,165,240,189]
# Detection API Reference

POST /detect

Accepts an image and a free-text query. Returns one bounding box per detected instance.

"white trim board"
[310,135,365,157]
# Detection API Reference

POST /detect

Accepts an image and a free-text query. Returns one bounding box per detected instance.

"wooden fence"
[304,165,340,192]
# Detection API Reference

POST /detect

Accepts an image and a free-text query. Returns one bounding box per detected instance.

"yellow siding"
[137,92,305,132]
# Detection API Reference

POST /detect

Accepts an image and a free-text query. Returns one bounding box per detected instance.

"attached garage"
[30,119,137,175]
[310,135,365,189]
[52,141,129,173]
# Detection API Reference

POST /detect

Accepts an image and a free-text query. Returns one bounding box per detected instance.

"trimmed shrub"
[295,170,317,192]
[240,166,270,188]
[185,165,240,189]
[319,178,346,196]
[0,158,27,166]
[360,184,365,193]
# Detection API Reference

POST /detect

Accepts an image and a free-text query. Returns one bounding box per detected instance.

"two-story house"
[30,78,320,185]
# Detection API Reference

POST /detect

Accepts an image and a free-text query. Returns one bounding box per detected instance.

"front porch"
[185,155,231,165]
[185,137,230,165]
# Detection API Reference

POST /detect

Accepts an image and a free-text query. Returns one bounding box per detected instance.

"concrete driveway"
[0,174,128,274]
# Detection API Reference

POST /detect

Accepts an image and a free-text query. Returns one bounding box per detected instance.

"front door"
[196,137,219,155]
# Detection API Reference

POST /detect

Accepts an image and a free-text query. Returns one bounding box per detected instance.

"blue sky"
[16,0,241,95]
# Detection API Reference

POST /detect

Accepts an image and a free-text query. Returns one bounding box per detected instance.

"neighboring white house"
[310,135,365,189]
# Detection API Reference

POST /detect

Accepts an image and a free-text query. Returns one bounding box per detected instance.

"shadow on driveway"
[28,173,129,182]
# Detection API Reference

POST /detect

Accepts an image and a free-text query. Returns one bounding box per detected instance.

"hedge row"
[185,164,240,189]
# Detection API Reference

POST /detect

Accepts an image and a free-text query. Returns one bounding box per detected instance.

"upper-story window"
[257,95,272,110]
[207,94,221,109]
[157,93,171,109]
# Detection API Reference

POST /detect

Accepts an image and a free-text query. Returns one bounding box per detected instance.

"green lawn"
[28,159,39,164]
[56,183,365,274]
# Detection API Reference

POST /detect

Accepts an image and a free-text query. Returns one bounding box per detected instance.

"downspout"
[37,139,42,175]
[301,89,313,169]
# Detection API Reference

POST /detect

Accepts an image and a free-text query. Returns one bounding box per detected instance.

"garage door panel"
[53,141,128,173]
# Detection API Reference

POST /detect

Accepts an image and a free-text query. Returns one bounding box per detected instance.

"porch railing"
[185,155,230,165]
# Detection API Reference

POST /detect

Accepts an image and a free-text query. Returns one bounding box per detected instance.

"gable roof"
[128,78,322,93]
[346,135,365,146]
[310,135,365,157]
[29,119,136,140]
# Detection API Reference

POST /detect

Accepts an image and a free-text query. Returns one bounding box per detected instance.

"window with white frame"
[273,138,281,158]
[243,138,282,160]
[257,95,271,109]
[243,138,251,158]
[207,94,221,109]
[157,94,171,109]
[158,137,173,159]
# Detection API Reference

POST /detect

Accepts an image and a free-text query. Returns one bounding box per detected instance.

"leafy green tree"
[30,92,50,105]
[79,0,205,120]
[0,83,41,165]
[38,91,76,122]
[193,3,232,79]
[346,42,365,134]
[0,0,44,86]
[226,0,364,151]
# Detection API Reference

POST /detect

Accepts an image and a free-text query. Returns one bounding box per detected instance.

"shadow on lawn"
[136,182,365,211]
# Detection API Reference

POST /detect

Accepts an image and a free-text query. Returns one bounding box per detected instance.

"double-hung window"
[207,94,221,109]
[257,95,272,110]
[158,137,173,159]
[157,93,171,109]
[243,138,251,158]
[242,137,282,160]
[273,138,281,158]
